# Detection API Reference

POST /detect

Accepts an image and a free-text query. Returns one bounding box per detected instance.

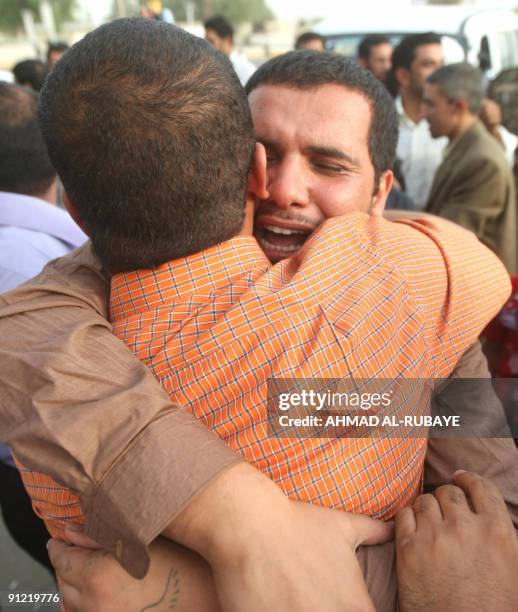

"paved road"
[0,514,58,611]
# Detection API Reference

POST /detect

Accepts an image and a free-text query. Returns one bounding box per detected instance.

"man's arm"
[49,500,393,612]
[0,246,394,612]
[0,244,243,578]
[436,157,508,238]
[425,340,518,528]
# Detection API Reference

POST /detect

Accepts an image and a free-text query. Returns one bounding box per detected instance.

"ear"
[371,170,393,216]
[455,98,469,114]
[247,142,269,201]
[62,191,90,236]
[358,57,367,69]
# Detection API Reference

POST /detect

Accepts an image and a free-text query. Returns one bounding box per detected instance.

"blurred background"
[1,0,518,71]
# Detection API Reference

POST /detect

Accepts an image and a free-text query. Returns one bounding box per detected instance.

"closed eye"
[311,160,349,174]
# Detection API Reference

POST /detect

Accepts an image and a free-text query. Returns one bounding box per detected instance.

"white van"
[315,6,518,79]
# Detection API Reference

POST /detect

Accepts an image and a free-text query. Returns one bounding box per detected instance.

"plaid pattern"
[17,213,510,536]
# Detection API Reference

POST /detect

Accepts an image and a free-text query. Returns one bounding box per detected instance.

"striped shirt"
[17,213,510,536]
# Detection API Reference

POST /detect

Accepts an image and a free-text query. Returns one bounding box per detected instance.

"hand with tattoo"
[48,532,220,612]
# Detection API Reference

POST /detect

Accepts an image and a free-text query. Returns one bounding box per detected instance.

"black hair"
[294,32,325,50]
[358,34,391,61]
[0,82,55,196]
[246,50,398,184]
[391,32,441,72]
[39,18,255,273]
[13,59,49,92]
[203,15,233,41]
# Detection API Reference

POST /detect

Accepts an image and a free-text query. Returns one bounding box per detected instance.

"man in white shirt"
[204,15,255,86]
[392,33,447,210]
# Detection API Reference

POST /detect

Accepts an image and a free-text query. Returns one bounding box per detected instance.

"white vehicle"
[315,6,518,79]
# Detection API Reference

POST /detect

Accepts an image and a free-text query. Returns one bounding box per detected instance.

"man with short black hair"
[391,32,445,209]
[424,63,517,273]
[294,31,325,51]
[357,34,392,83]
[13,59,49,91]
[203,14,255,84]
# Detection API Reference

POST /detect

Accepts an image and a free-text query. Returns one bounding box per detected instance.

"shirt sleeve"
[0,244,241,578]
[383,214,511,377]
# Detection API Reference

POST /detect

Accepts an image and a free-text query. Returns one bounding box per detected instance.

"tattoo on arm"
[140,569,181,611]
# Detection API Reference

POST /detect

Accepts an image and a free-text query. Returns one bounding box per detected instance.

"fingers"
[65,525,103,550]
[47,539,72,576]
[433,484,471,520]
[47,538,100,589]
[412,493,442,529]
[395,506,416,543]
[453,471,509,520]
[345,513,394,549]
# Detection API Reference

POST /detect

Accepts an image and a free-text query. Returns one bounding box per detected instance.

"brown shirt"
[0,244,240,578]
[1,243,517,588]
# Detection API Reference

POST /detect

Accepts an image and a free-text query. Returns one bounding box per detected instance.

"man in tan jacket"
[424,63,517,274]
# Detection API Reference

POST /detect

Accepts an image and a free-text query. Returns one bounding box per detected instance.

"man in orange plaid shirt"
[18,21,513,611]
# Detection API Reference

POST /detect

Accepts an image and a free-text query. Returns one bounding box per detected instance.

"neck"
[401,90,423,123]
[238,198,254,237]
[34,179,58,205]
[448,114,477,143]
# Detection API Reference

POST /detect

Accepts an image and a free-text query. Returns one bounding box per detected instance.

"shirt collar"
[395,95,421,128]
[0,191,87,247]
[110,236,269,321]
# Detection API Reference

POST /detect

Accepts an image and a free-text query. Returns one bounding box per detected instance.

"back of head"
[358,34,390,61]
[13,60,49,92]
[0,82,55,197]
[427,62,484,114]
[294,32,326,51]
[203,15,233,41]
[245,50,398,183]
[39,18,254,273]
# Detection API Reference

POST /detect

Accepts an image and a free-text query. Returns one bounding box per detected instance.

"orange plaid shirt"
[17,213,510,536]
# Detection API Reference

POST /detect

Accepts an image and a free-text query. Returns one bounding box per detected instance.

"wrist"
[163,462,290,563]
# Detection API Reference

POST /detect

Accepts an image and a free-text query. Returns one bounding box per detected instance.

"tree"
[0,0,76,34]
[164,0,273,25]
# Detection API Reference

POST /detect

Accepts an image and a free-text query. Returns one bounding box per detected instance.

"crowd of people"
[0,14,518,612]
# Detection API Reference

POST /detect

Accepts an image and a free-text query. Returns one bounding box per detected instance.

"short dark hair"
[204,15,233,41]
[358,34,391,61]
[245,51,398,184]
[294,31,325,50]
[0,82,55,196]
[391,32,441,72]
[47,41,69,60]
[39,18,255,273]
[427,62,484,114]
[13,59,49,91]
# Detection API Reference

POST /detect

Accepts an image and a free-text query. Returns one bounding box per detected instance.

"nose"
[266,157,310,210]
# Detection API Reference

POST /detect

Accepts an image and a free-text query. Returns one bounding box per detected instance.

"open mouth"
[255,222,313,262]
